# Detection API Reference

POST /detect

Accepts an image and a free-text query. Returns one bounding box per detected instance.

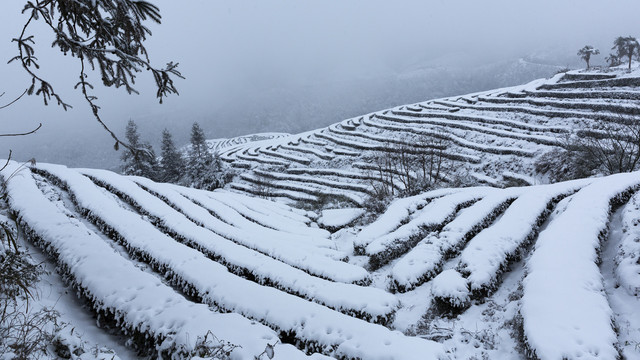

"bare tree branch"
[0,123,42,137]
[0,150,12,172]
[8,0,183,155]
[0,89,28,110]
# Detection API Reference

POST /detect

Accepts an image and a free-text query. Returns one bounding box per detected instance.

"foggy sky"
[2,0,640,169]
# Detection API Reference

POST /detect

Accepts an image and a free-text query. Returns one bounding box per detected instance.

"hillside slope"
[2,163,639,359]
[217,66,640,206]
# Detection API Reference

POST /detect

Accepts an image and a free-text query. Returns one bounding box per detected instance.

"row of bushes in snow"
[331,147,361,156]
[4,166,277,359]
[287,167,389,182]
[431,98,624,129]
[200,188,321,235]
[537,75,640,90]
[78,169,369,287]
[523,89,640,101]
[617,193,640,297]
[258,147,312,165]
[369,114,541,157]
[375,112,557,150]
[476,95,640,117]
[119,177,397,323]
[365,192,486,270]
[388,195,516,293]
[231,182,318,202]
[30,167,363,357]
[300,135,328,147]
[32,167,445,360]
[353,188,459,255]
[235,150,290,166]
[110,171,343,258]
[251,169,373,194]
[559,73,617,82]
[239,173,366,207]
[409,106,567,134]
[521,172,640,360]
[180,186,320,237]
[280,144,335,161]
[229,161,252,169]
[325,123,450,153]
[286,167,407,193]
[457,184,582,299]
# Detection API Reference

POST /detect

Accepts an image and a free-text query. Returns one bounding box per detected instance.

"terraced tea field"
[217,69,640,205]
[2,162,639,359]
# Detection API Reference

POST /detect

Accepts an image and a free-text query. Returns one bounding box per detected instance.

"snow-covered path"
[601,208,640,360]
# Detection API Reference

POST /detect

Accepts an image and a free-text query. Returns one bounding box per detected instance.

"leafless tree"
[536,116,640,182]
[574,122,640,175]
[366,133,453,200]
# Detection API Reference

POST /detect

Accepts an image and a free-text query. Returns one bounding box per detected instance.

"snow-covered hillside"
[2,162,640,359]
[217,67,640,205]
[3,65,640,360]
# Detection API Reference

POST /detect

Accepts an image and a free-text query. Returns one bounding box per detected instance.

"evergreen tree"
[185,122,221,190]
[189,122,213,164]
[159,129,185,182]
[120,120,159,179]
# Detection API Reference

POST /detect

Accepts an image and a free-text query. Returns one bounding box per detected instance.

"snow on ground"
[521,172,640,360]
[1,162,296,359]
[318,208,365,230]
[617,192,640,297]
[216,67,640,205]
[602,207,640,360]
[4,66,640,360]
[4,162,640,360]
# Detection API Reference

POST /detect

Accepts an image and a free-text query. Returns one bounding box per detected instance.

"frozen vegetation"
[2,67,640,360]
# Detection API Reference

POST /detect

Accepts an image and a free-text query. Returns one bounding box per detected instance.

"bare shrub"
[250,171,276,199]
[1,215,58,360]
[365,132,454,203]
[537,118,640,182]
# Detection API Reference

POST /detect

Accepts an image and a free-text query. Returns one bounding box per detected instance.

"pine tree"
[189,122,212,164]
[185,122,222,190]
[159,129,185,182]
[120,120,159,179]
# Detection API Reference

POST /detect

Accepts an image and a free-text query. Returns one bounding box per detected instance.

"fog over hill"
[1,0,638,169]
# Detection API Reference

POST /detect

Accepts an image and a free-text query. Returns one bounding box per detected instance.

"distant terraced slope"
[218,68,640,205]
[206,132,291,152]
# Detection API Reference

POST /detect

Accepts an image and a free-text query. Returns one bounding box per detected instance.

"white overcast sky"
[2,0,640,168]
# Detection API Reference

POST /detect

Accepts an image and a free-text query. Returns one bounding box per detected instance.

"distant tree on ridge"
[577,45,600,69]
[605,53,622,67]
[612,36,640,69]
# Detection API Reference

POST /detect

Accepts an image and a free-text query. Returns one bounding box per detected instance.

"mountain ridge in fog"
[4,52,576,171]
